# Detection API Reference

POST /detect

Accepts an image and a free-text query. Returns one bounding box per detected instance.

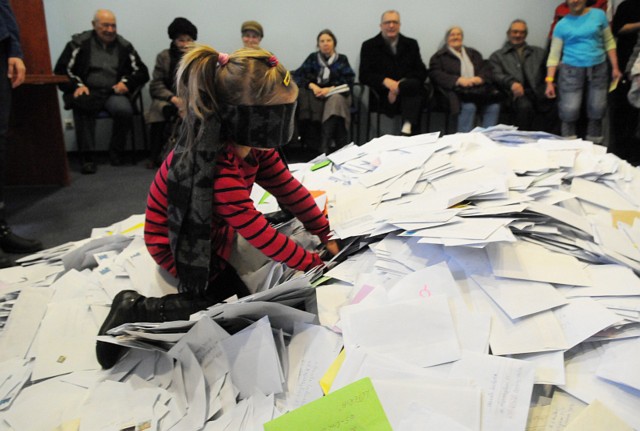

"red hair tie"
[268,55,278,67]
[218,52,230,66]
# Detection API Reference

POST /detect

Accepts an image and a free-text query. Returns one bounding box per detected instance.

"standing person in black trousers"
[610,0,640,165]
[0,0,43,268]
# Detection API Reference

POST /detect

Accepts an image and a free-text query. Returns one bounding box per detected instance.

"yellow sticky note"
[53,418,80,431]
[319,349,346,395]
[264,377,392,431]
[121,222,145,234]
[609,77,620,93]
[611,210,640,228]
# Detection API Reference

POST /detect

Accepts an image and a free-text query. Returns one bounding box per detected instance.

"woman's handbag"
[454,83,503,105]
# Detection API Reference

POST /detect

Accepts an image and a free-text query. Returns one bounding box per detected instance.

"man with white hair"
[54,9,149,174]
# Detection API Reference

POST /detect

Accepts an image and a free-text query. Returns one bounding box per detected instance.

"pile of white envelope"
[1,127,640,430]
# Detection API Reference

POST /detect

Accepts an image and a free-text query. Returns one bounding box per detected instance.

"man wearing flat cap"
[241,20,263,49]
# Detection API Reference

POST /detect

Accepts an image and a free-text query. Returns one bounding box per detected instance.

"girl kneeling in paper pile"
[96,46,339,369]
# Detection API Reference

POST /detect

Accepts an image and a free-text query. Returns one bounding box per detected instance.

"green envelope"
[263,377,392,430]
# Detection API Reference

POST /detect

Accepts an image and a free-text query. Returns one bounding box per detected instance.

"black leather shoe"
[96,290,142,369]
[0,249,14,268]
[0,225,43,254]
[81,162,97,174]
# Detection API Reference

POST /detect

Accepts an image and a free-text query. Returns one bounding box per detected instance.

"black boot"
[96,290,143,369]
[96,290,213,368]
[0,249,13,268]
[0,223,43,254]
[334,118,349,150]
[321,119,336,155]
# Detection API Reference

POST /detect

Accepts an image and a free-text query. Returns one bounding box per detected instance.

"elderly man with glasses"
[359,10,428,136]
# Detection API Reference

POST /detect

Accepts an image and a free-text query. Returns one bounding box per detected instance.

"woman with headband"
[96,46,338,369]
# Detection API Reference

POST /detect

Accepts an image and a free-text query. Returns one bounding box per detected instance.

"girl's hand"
[326,240,340,256]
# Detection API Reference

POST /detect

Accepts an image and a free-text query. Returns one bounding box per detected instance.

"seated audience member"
[96,46,339,369]
[54,9,149,174]
[293,29,355,154]
[241,20,263,49]
[145,17,197,169]
[429,26,501,133]
[490,19,557,132]
[610,0,640,165]
[359,10,428,136]
[545,0,621,143]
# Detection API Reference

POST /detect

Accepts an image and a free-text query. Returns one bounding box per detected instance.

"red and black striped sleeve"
[256,150,331,243]
[214,151,324,272]
[144,152,176,276]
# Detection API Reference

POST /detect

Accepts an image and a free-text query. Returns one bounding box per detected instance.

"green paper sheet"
[311,160,332,171]
[263,377,392,431]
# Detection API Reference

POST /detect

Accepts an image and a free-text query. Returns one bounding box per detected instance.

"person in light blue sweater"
[544,0,621,143]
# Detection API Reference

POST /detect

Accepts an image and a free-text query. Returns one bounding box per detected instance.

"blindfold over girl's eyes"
[218,102,297,149]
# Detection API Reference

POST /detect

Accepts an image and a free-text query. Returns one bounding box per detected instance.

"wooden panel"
[7,85,70,186]
[24,74,68,85]
[7,0,70,185]
[9,0,53,75]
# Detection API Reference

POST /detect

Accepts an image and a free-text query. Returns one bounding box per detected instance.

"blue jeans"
[457,102,500,133]
[557,62,608,142]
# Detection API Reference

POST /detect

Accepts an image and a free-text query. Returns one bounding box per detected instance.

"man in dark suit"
[359,10,428,136]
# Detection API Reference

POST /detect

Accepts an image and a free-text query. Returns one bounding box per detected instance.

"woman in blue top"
[544,0,621,143]
[293,29,355,154]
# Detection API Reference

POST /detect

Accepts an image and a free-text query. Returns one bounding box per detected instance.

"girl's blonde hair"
[175,44,298,151]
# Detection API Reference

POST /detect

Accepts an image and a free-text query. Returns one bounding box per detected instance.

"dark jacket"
[147,46,184,124]
[612,0,640,72]
[293,52,355,89]
[0,0,22,58]
[359,33,428,113]
[54,30,149,96]
[429,46,494,115]
[489,42,547,101]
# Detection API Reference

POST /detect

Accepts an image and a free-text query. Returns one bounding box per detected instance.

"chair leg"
[130,118,136,165]
[139,116,148,164]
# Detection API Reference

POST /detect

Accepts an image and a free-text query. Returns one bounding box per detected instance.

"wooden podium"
[7,0,70,185]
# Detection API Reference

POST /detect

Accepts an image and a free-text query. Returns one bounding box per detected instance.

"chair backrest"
[350,83,365,144]
[425,78,454,135]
